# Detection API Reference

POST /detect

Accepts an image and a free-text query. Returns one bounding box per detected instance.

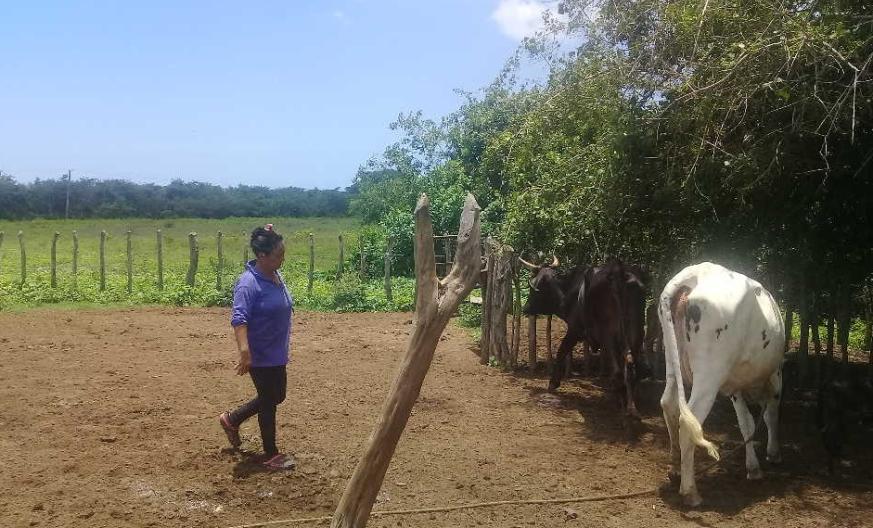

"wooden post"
[546,315,553,365]
[444,234,453,273]
[156,229,164,291]
[383,238,393,302]
[487,243,513,367]
[784,308,794,352]
[308,233,315,295]
[479,239,494,364]
[72,230,79,288]
[186,232,199,287]
[126,229,133,294]
[99,230,106,291]
[50,232,60,288]
[528,315,537,371]
[17,231,25,286]
[511,262,521,366]
[338,234,345,276]
[217,231,224,290]
[826,316,835,361]
[330,193,481,528]
[243,232,250,265]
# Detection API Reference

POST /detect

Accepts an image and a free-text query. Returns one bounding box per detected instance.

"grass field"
[0,217,415,311]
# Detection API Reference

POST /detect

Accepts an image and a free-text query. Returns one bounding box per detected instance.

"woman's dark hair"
[251,225,283,257]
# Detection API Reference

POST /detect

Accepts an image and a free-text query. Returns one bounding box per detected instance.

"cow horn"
[518,256,539,271]
[550,255,560,268]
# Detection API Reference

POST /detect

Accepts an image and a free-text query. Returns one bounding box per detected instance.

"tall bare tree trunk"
[331,194,481,528]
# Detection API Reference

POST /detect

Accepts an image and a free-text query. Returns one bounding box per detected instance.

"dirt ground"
[0,308,871,528]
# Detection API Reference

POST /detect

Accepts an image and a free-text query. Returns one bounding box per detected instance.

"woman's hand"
[236,348,251,375]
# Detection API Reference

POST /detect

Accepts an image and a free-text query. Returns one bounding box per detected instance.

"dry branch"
[331,193,481,528]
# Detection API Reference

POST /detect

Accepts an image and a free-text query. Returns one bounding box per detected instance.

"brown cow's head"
[520,255,563,316]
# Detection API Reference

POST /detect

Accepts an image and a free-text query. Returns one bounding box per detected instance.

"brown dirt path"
[0,308,870,527]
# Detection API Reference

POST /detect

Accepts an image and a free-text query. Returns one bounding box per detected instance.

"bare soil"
[0,308,870,528]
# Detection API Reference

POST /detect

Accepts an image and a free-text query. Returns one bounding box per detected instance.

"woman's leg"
[249,366,287,455]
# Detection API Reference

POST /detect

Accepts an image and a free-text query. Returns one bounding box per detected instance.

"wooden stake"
[17,231,25,286]
[308,233,315,295]
[528,315,537,371]
[51,232,60,288]
[99,230,106,291]
[338,234,345,276]
[331,194,481,528]
[480,239,494,364]
[72,230,79,288]
[126,229,133,294]
[156,229,164,291]
[217,231,224,291]
[511,262,521,365]
[186,232,199,287]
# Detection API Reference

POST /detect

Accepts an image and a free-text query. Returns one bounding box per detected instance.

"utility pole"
[64,170,72,219]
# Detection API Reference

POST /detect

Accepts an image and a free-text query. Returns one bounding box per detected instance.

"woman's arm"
[234,324,252,375]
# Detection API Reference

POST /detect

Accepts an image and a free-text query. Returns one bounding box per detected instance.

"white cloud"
[491,0,551,40]
[332,9,351,26]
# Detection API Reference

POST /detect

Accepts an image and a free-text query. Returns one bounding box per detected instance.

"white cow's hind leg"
[730,393,763,480]
[680,382,719,507]
[660,376,680,479]
[764,369,783,463]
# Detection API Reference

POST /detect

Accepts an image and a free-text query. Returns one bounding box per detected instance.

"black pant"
[228,366,287,456]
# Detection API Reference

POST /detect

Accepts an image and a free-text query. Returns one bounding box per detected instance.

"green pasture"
[0,217,415,312]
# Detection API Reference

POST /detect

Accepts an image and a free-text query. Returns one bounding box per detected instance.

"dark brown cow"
[521,257,646,416]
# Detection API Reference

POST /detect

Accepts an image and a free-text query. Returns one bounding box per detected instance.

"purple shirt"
[231,260,293,367]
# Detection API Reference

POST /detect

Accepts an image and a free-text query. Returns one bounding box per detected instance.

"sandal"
[262,453,296,471]
[219,412,241,448]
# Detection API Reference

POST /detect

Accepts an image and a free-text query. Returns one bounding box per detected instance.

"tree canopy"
[352,0,872,316]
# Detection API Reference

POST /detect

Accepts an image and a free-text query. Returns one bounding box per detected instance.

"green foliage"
[455,302,482,328]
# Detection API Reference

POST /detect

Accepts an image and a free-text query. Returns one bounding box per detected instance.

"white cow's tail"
[660,270,720,461]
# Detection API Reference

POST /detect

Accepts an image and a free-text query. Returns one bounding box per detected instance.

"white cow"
[658,262,785,507]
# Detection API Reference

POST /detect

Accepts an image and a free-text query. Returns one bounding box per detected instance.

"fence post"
[480,238,494,364]
[528,315,537,371]
[308,233,315,295]
[51,232,60,288]
[784,307,794,352]
[546,314,553,365]
[243,231,250,264]
[216,231,224,291]
[18,231,26,286]
[72,230,79,288]
[384,237,393,302]
[338,234,345,276]
[156,229,164,290]
[99,230,107,291]
[444,233,452,275]
[511,261,521,365]
[126,229,133,294]
[186,232,199,287]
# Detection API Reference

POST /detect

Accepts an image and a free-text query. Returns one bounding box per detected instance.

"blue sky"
[0,1,554,190]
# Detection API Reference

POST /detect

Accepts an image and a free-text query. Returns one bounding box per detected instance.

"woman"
[219,224,294,470]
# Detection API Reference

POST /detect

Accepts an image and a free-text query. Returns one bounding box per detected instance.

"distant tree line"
[0,173,350,219]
